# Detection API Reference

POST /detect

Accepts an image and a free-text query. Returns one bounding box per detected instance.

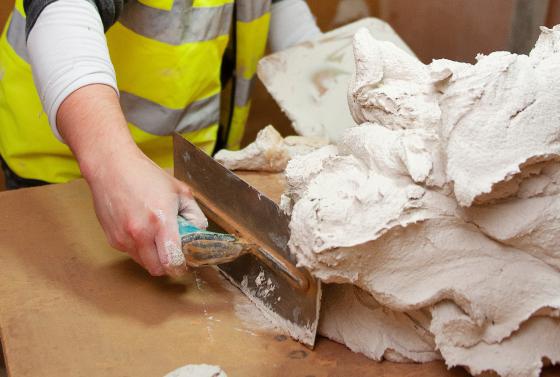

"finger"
[102,221,144,268]
[179,196,208,230]
[136,238,165,276]
[104,229,142,269]
[109,231,136,254]
[155,215,187,278]
[98,217,136,253]
[127,247,145,268]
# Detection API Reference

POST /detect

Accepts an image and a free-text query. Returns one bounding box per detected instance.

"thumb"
[179,195,208,230]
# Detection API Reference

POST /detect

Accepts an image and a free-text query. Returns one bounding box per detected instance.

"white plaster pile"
[164,364,227,377]
[281,26,560,377]
[215,125,327,172]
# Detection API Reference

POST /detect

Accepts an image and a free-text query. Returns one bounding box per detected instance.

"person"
[0,0,321,276]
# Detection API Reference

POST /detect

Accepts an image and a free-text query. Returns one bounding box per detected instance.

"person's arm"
[57,84,207,277]
[268,0,322,53]
[25,0,207,277]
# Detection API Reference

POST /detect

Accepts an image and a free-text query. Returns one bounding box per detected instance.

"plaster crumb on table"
[164,364,227,377]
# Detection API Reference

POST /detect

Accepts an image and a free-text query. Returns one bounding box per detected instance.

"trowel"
[173,133,321,347]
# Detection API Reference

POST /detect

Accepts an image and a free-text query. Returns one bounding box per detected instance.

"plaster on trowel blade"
[173,133,321,347]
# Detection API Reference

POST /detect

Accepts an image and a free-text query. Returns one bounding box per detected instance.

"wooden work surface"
[0,176,556,377]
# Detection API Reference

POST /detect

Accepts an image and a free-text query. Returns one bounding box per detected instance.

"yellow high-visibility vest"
[0,0,270,183]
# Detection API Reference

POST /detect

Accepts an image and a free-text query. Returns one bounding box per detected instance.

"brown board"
[0,178,557,377]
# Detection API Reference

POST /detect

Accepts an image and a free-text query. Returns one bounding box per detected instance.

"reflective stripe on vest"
[234,76,255,107]
[237,0,270,22]
[119,0,234,45]
[6,10,27,62]
[120,91,220,135]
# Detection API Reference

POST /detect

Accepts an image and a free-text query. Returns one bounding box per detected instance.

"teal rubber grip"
[177,216,236,242]
[177,215,203,235]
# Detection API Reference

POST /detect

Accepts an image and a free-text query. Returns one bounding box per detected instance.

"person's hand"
[86,147,207,276]
[56,84,207,276]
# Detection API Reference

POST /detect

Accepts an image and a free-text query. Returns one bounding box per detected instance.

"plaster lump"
[283,26,560,377]
[215,125,328,172]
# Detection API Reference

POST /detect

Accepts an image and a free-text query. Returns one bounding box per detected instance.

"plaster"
[281,26,560,376]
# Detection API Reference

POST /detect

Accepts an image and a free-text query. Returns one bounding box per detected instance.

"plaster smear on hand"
[282,26,560,376]
[214,125,328,172]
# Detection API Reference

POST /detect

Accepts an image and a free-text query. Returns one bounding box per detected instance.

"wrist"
[79,136,141,184]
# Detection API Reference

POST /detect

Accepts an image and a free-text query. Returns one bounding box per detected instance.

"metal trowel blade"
[173,133,321,347]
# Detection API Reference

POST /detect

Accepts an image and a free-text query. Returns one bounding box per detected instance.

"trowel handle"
[177,216,249,268]
[177,217,309,291]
